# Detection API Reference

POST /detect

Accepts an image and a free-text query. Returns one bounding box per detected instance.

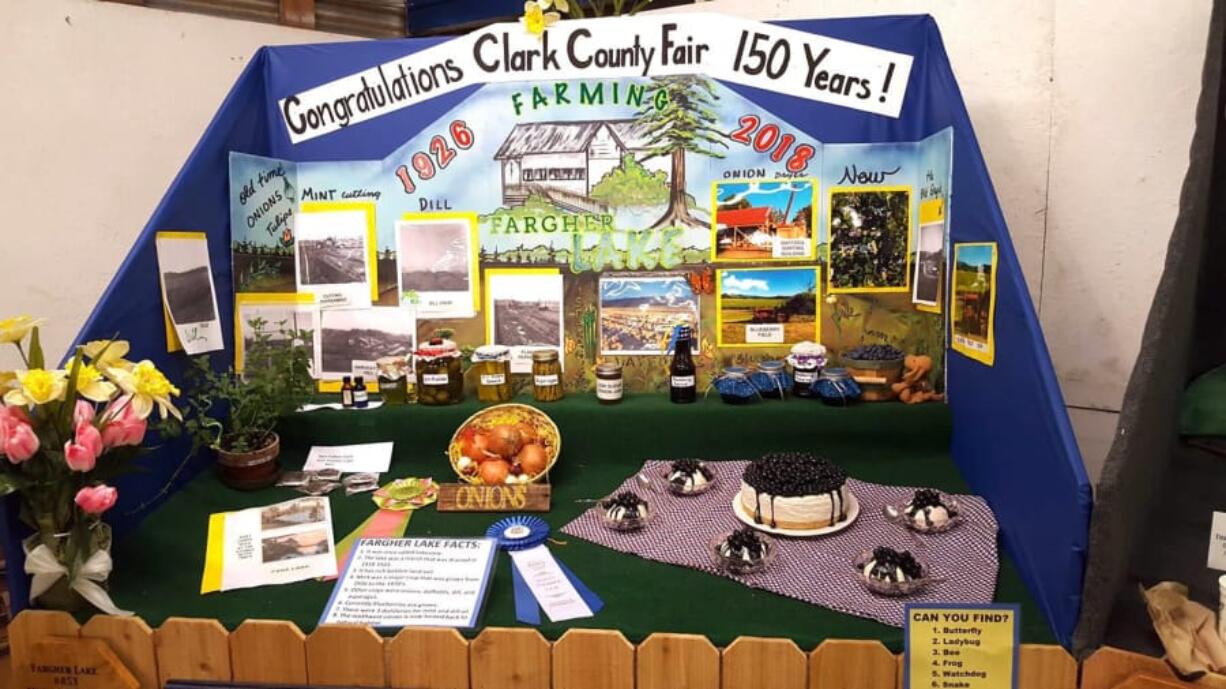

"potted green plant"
[179,318,313,489]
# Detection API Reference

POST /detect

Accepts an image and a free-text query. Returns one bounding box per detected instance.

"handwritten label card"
[508,545,595,622]
[320,537,496,627]
[1207,511,1226,570]
[904,604,1018,689]
[303,442,393,473]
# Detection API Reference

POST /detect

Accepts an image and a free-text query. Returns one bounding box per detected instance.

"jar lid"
[531,348,559,362]
[473,344,510,361]
[722,366,749,377]
[821,367,850,380]
[595,362,622,375]
[415,337,459,359]
[758,360,785,373]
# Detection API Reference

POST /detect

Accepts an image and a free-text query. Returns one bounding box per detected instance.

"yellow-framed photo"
[715,266,820,347]
[710,178,818,263]
[396,210,480,318]
[950,242,997,366]
[827,185,912,294]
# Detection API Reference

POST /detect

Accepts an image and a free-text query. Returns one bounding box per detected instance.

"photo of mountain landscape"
[599,275,699,355]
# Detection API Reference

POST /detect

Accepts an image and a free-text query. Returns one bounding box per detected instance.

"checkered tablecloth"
[560,460,999,627]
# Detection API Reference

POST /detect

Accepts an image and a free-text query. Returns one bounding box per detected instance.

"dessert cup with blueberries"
[599,491,652,531]
[664,459,716,496]
[886,488,962,533]
[853,546,932,596]
[710,527,776,575]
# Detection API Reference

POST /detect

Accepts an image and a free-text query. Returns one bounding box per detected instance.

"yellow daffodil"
[0,371,15,391]
[109,360,181,420]
[4,369,67,406]
[521,0,559,39]
[539,0,568,11]
[81,339,132,371]
[66,363,118,403]
[0,316,45,345]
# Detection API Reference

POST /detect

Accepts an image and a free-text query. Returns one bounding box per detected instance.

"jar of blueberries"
[813,368,861,406]
[750,360,793,400]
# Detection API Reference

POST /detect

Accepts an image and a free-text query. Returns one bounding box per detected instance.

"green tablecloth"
[108,395,1055,650]
[1183,364,1226,436]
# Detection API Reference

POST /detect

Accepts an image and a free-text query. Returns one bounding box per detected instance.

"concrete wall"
[0,0,1212,483]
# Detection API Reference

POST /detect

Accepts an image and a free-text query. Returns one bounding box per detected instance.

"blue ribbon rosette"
[486,516,603,624]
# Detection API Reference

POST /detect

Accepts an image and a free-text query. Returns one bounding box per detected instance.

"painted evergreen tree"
[637,76,728,229]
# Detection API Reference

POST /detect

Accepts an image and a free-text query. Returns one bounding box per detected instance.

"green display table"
[108,395,1055,650]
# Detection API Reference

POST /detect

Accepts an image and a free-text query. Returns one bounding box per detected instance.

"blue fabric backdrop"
[4,15,1091,646]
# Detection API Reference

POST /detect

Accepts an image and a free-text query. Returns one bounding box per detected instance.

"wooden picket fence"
[6,610,1224,689]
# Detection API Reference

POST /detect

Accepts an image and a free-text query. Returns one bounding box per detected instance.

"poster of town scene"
[712,179,816,262]
[716,268,819,346]
[599,275,699,355]
[228,77,955,392]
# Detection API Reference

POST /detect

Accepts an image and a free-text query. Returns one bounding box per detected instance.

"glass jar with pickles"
[415,338,464,406]
[532,349,564,402]
[473,345,513,403]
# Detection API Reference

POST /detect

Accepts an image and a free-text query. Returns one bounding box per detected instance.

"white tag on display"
[1207,512,1226,571]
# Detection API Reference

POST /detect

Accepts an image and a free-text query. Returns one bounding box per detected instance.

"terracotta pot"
[217,433,281,490]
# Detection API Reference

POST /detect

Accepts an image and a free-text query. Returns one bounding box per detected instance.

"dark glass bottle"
[669,326,697,404]
[353,376,369,408]
[340,375,355,408]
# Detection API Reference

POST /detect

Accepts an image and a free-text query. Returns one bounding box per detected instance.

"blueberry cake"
[667,459,714,494]
[904,488,957,530]
[861,546,923,584]
[739,452,849,530]
[601,492,649,526]
[716,527,771,574]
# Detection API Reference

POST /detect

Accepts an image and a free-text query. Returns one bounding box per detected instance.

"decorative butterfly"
[686,267,715,295]
[280,227,294,248]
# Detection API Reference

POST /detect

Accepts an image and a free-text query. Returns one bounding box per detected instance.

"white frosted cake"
[739,452,849,530]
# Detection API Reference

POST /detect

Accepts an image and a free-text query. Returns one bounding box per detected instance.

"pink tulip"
[76,421,103,457]
[73,400,96,427]
[3,421,39,464]
[63,436,98,472]
[0,406,30,437]
[74,485,118,515]
[101,410,146,449]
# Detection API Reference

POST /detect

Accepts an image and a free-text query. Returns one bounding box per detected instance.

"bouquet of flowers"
[0,315,180,613]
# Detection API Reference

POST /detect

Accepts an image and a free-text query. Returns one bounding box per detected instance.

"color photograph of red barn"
[711,179,815,261]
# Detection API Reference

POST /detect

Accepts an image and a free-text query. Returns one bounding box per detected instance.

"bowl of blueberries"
[599,492,652,532]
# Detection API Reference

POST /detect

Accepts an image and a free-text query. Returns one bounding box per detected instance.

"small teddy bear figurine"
[891,354,945,404]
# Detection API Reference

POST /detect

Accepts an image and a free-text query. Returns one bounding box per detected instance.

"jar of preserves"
[415,338,464,405]
[711,366,759,405]
[376,356,409,405]
[814,367,861,407]
[595,362,623,405]
[473,345,513,403]
[751,360,793,400]
[532,349,564,402]
[787,341,827,399]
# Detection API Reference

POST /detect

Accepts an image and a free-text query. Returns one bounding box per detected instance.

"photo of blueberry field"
[828,189,911,291]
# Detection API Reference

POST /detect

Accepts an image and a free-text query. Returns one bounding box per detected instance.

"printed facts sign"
[279,13,914,143]
[904,604,1019,689]
[1206,511,1226,570]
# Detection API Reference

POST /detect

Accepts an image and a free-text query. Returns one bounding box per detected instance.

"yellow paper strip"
[199,512,227,594]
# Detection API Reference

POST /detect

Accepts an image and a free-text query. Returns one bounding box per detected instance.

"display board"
[8,13,1092,646]
[229,87,952,391]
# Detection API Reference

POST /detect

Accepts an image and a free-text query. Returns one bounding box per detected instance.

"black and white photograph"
[912,222,944,306]
[235,299,317,372]
[395,216,477,318]
[261,529,331,564]
[486,271,564,373]
[155,232,224,354]
[316,306,417,380]
[260,497,328,531]
[294,207,373,307]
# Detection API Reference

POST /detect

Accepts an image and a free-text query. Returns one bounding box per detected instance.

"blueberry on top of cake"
[668,459,713,493]
[743,452,847,497]
[904,488,957,529]
[862,546,924,583]
[601,492,649,522]
[719,527,767,564]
